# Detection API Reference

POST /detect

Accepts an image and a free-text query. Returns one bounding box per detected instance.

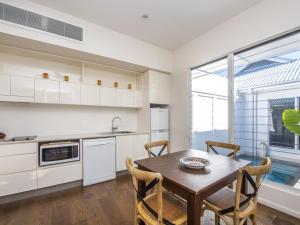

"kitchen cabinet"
[99,87,116,106]
[116,134,149,171]
[81,84,100,106]
[0,142,37,157]
[11,76,34,99]
[0,75,10,96]
[133,134,149,160]
[0,171,37,197]
[37,163,82,188]
[149,71,170,105]
[35,79,59,103]
[0,153,36,175]
[60,81,81,105]
[0,142,38,197]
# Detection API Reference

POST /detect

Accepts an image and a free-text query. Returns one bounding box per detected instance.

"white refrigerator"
[150,107,169,155]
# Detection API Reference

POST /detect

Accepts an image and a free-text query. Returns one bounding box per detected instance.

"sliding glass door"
[234,31,300,189]
[191,58,228,150]
[190,30,300,190]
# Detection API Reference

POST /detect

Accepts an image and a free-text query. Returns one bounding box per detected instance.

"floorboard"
[0,175,299,225]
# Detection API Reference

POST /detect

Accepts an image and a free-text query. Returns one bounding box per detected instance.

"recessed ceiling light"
[141,14,149,19]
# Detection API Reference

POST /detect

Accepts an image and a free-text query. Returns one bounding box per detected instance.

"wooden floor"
[0,175,299,225]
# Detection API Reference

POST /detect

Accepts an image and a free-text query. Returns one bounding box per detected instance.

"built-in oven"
[39,140,80,166]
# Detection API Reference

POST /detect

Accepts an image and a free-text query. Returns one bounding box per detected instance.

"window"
[269,98,295,148]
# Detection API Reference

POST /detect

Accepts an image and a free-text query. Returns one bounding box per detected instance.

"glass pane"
[191,58,228,151]
[234,31,300,189]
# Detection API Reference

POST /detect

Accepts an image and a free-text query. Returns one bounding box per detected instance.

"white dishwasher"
[83,137,116,186]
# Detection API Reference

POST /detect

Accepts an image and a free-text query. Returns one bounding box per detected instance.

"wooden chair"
[203,157,272,225]
[144,140,170,158]
[206,141,240,159]
[126,158,187,225]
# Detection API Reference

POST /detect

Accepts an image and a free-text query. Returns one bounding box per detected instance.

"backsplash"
[0,102,138,137]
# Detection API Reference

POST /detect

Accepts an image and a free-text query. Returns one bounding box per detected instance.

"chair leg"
[250,213,257,225]
[215,214,220,225]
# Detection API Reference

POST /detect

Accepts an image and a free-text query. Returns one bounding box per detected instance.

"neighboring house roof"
[236,59,300,90]
[235,60,282,76]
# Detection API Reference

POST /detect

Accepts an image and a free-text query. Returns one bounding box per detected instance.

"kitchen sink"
[97,131,134,135]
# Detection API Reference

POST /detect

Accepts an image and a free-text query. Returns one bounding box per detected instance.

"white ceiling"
[29,0,262,50]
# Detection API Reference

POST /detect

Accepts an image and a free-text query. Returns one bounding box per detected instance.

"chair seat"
[204,188,253,217]
[138,191,187,225]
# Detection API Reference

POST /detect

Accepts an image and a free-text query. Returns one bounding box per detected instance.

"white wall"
[171,0,300,218]
[171,0,300,152]
[0,102,137,137]
[0,0,172,73]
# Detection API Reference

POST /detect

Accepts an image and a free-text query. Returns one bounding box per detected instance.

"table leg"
[137,179,146,225]
[241,174,248,225]
[187,195,202,225]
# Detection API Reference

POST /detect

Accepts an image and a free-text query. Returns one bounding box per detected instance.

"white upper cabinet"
[11,76,34,97]
[99,87,116,107]
[35,79,59,103]
[149,71,170,105]
[81,84,100,106]
[0,75,10,96]
[60,82,81,105]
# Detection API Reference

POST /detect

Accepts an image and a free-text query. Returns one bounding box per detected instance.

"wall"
[0,0,172,73]
[171,0,300,152]
[0,102,137,137]
[171,0,300,217]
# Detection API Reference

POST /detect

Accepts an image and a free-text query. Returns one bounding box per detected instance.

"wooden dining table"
[135,149,251,225]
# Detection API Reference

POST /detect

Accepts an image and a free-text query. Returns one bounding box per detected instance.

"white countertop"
[0,131,149,145]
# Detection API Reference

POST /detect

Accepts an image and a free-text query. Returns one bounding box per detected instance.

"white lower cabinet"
[60,82,81,105]
[0,154,36,175]
[0,142,36,157]
[81,84,100,106]
[0,171,37,197]
[116,134,149,171]
[37,163,82,189]
[35,79,59,103]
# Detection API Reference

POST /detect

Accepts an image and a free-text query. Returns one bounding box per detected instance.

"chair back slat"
[144,140,169,158]
[206,141,240,158]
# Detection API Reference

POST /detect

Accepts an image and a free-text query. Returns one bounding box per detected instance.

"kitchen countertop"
[0,131,149,145]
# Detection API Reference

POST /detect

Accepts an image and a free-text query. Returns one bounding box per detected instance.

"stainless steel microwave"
[39,141,80,166]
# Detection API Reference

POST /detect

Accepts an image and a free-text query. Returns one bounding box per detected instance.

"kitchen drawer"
[0,171,37,197]
[0,142,37,157]
[37,163,82,188]
[0,154,36,175]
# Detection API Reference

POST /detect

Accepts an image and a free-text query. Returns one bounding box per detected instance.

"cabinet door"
[0,154,36,175]
[0,75,10,96]
[81,84,99,106]
[11,76,34,97]
[149,71,170,104]
[37,163,82,188]
[135,91,143,108]
[99,87,116,106]
[116,135,133,171]
[35,79,59,103]
[132,134,149,161]
[0,171,37,197]
[60,82,81,105]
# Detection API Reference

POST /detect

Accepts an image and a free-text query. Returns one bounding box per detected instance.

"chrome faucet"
[112,116,121,133]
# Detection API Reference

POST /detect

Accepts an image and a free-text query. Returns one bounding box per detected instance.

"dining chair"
[126,158,187,225]
[144,140,170,158]
[202,157,271,225]
[206,141,240,159]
